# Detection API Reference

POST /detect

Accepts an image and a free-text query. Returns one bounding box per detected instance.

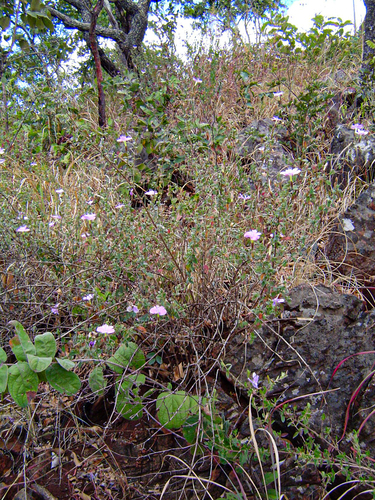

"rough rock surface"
[223,284,375,452]
[325,182,375,292]
[235,118,293,184]
[330,125,375,187]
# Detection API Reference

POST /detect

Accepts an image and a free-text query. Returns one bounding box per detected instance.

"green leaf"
[34,332,56,358]
[27,354,52,373]
[9,336,26,362]
[0,16,10,29]
[156,391,199,429]
[0,346,7,364]
[182,414,199,443]
[8,362,39,407]
[56,357,75,371]
[8,321,35,357]
[46,363,81,395]
[89,366,107,396]
[115,373,145,420]
[107,342,145,374]
[30,0,42,11]
[0,365,8,393]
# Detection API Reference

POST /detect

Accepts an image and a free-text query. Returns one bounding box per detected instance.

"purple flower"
[96,324,115,334]
[145,189,157,196]
[48,221,56,227]
[273,91,283,97]
[272,297,285,306]
[87,200,94,205]
[272,116,283,122]
[149,305,167,316]
[193,77,202,84]
[115,203,125,209]
[117,135,132,143]
[81,232,90,239]
[244,229,262,241]
[51,215,62,219]
[249,373,259,389]
[16,225,30,233]
[81,213,96,221]
[89,340,96,348]
[280,168,301,177]
[0,148,4,154]
[51,304,59,314]
[82,293,94,301]
[127,305,139,313]
[55,189,64,194]
[239,194,251,201]
[351,123,364,130]
[0,159,5,164]
[129,189,134,196]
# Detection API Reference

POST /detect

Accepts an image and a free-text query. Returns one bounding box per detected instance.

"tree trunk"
[362,0,375,80]
[89,0,107,128]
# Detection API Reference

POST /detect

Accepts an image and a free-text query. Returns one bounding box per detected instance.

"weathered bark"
[361,0,375,80]
[46,0,152,74]
[89,0,107,128]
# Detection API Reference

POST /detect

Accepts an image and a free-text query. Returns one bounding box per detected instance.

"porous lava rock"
[330,125,375,187]
[224,284,375,451]
[325,181,375,293]
[235,118,292,184]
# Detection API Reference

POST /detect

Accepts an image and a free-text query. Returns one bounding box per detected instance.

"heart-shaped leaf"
[46,363,81,395]
[8,362,39,407]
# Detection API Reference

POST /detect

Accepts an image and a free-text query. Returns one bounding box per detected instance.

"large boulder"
[223,284,375,453]
[330,125,375,187]
[325,182,375,300]
[235,118,292,185]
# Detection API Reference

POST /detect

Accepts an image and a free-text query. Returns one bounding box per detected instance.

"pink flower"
[280,168,301,177]
[82,294,94,301]
[239,194,251,201]
[149,305,167,316]
[81,232,90,239]
[96,324,115,334]
[81,213,96,221]
[117,135,132,142]
[355,128,369,136]
[244,230,261,241]
[127,305,139,313]
[51,215,61,219]
[16,225,30,233]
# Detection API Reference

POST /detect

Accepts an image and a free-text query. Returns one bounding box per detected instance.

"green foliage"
[156,390,199,429]
[2,321,81,407]
[106,342,146,373]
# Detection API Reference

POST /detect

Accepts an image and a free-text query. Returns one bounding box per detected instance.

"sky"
[154,0,366,58]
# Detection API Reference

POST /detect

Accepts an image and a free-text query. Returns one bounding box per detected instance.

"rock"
[330,125,375,187]
[223,284,375,454]
[235,118,293,185]
[325,182,375,299]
